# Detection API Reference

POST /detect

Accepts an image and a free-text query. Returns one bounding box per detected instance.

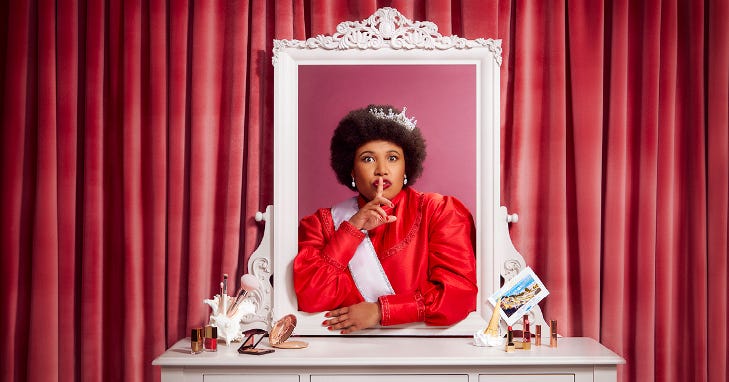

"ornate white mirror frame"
[244,7,545,336]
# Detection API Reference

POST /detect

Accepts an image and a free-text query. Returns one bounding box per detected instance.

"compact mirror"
[269,314,308,349]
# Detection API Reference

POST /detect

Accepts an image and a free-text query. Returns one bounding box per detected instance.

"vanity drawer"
[479,374,574,382]
[203,374,300,382]
[312,375,468,382]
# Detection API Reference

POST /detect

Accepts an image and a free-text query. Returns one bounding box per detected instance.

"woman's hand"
[348,177,396,231]
[323,302,381,334]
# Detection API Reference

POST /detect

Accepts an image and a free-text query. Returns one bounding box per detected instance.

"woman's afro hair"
[330,104,427,191]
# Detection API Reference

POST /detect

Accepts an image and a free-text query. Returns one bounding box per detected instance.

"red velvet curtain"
[0,1,726,382]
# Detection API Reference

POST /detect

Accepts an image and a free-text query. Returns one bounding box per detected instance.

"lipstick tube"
[523,315,530,343]
[535,325,542,346]
[550,320,558,348]
[505,326,513,352]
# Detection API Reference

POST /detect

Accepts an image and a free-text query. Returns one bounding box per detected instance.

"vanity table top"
[153,336,624,368]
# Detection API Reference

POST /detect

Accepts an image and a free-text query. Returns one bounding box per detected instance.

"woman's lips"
[374,180,391,189]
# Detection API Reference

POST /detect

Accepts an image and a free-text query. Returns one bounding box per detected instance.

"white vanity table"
[153,336,623,382]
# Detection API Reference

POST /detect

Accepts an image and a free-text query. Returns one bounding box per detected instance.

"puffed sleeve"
[379,195,478,326]
[293,209,366,312]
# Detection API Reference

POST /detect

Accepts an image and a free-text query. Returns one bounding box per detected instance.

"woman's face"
[351,140,406,201]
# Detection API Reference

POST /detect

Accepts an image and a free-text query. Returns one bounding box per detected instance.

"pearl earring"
[351,177,356,188]
[403,175,408,185]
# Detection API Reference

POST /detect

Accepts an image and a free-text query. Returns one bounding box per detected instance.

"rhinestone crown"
[369,107,417,131]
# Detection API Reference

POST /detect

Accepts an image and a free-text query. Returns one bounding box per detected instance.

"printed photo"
[488,267,549,326]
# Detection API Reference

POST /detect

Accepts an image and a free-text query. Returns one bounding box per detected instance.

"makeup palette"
[238,314,308,356]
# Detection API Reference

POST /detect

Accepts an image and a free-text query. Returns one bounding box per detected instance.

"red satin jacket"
[294,187,478,326]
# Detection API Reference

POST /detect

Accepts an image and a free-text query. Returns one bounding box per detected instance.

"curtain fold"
[706,3,729,382]
[0,1,726,382]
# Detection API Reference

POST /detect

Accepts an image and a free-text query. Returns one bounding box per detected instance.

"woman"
[294,104,478,334]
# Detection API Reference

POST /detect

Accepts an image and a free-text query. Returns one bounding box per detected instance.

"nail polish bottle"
[204,325,218,352]
[191,328,203,354]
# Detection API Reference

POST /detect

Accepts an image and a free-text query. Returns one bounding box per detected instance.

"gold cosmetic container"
[535,325,542,346]
[190,328,203,354]
[550,320,558,347]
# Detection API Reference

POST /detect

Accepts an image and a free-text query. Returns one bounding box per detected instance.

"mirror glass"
[297,64,477,220]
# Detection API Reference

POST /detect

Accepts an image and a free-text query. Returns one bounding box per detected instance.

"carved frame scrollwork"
[273,7,502,64]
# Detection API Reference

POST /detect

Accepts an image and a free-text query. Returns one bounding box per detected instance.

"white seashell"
[473,331,505,347]
[203,294,258,346]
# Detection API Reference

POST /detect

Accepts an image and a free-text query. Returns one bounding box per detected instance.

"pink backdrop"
[298,65,477,219]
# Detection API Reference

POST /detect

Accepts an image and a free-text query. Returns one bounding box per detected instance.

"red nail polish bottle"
[204,325,218,351]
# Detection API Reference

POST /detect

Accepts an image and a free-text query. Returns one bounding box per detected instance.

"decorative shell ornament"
[204,274,261,345]
[473,298,505,347]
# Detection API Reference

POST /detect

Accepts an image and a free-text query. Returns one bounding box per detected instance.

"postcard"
[488,267,549,326]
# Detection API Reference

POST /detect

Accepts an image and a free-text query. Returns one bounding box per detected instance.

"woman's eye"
[388,155,399,161]
[362,157,374,163]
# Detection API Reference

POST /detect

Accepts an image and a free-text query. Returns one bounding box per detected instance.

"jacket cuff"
[323,221,366,268]
[339,220,367,238]
[378,291,425,326]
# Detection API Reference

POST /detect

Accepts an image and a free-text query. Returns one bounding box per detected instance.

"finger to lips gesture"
[349,177,397,231]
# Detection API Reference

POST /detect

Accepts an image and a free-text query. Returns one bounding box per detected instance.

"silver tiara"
[369,107,417,131]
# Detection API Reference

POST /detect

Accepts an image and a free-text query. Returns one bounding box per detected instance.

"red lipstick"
[373,179,391,189]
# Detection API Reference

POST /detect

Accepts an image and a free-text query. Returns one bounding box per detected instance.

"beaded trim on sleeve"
[414,290,425,321]
[381,192,424,259]
[380,296,391,324]
[317,209,349,272]
[339,220,367,238]
[319,208,334,235]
